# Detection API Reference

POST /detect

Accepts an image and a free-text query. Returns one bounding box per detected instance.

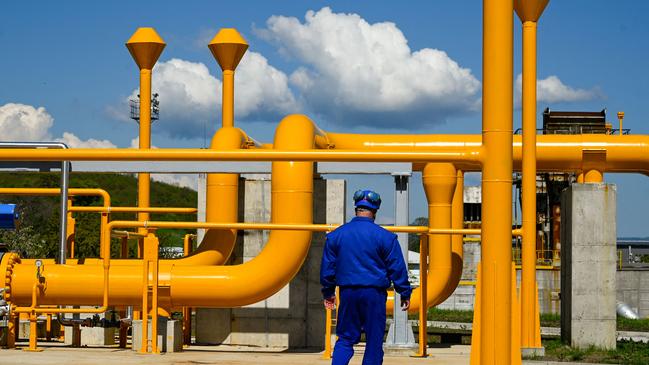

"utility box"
[0,204,18,229]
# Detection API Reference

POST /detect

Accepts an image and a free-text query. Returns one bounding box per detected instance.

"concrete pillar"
[64,326,115,346]
[132,317,182,352]
[560,183,617,350]
[385,174,416,352]
[196,173,206,243]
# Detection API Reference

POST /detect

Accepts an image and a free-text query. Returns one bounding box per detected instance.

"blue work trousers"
[332,286,387,365]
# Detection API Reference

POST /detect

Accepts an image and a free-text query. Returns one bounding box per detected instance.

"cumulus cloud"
[0,103,116,148]
[515,74,602,105]
[122,55,299,139]
[0,103,197,190]
[256,7,481,128]
[0,103,54,141]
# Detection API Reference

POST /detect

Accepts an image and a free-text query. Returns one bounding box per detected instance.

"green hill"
[0,172,197,260]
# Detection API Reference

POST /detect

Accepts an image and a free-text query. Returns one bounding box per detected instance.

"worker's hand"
[324,296,336,310]
[401,298,410,311]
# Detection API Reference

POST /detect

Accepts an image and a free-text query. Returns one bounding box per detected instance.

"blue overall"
[320,216,412,365]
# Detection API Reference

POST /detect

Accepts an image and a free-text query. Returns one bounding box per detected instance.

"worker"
[320,189,412,365]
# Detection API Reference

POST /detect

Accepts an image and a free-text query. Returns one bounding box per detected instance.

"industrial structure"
[0,1,646,364]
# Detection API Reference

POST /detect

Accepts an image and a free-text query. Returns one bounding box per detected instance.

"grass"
[423,308,649,332]
[536,339,649,365]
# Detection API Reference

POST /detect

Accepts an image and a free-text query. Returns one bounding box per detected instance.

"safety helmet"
[353,189,381,210]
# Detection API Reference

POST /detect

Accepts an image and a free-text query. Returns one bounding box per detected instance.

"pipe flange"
[1,252,20,303]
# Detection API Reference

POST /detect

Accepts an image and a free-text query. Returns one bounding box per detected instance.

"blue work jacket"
[320,216,412,300]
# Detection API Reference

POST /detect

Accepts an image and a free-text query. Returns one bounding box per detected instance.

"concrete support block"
[132,318,182,353]
[64,326,115,346]
[18,320,46,340]
[561,183,617,350]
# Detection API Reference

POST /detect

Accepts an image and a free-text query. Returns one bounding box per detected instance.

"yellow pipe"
[6,221,504,307]
[521,19,539,351]
[7,134,649,174]
[69,206,197,213]
[222,71,234,128]
[516,0,549,350]
[445,170,465,298]
[0,146,479,163]
[125,28,165,242]
[391,163,456,312]
[481,0,514,363]
[414,234,429,358]
[137,66,152,238]
[197,127,247,267]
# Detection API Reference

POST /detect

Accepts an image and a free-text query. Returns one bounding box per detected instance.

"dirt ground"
[0,343,471,365]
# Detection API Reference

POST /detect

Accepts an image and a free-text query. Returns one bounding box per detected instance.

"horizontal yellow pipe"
[0,147,479,163]
[2,134,648,175]
[0,188,110,206]
[69,206,197,213]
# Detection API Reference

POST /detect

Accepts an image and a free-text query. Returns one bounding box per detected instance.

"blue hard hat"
[353,190,381,210]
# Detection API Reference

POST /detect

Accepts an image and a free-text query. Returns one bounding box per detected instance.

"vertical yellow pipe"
[125,27,165,243]
[446,170,465,296]
[417,234,429,357]
[480,0,513,363]
[521,20,539,350]
[515,2,548,352]
[141,259,149,353]
[222,70,234,128]
[138,68,152,237]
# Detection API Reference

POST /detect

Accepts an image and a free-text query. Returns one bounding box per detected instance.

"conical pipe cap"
[514,0,549,22]
[126,27,166,70]
[208,28,248,71]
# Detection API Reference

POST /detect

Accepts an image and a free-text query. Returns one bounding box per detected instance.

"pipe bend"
[170,114,317,306]
[388,163,457,312]
[177,127,248,266]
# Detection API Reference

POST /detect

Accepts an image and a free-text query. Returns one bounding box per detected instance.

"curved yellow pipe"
[445,170,465,299]
[387,163,457,312]
[180,127,247,266]
[9,114,318,308]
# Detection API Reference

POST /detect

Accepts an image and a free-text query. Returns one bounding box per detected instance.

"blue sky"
[1,1,648,236]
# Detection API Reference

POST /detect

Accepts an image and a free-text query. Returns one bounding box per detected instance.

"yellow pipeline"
[387,164,456,312]
[515,0,549,352]
[7,114,315,307]
[446,170,465,298]
[418,163,456,311]
[480,0,514,363]
[6,222,482,307]
[126,28,165,239]
[194,127,247,266]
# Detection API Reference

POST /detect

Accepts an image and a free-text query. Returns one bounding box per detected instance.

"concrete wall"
[196,177,345,349]
[617,269,649,318]
[560,183,617,350]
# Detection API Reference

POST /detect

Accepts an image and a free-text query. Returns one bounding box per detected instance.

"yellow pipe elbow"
[388,163,457,312]
[177,127,248,266]
[8,115,319,308]
[445,170,465,299]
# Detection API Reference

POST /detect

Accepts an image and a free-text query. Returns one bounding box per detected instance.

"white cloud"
[56,132,116,148]
[0,103,53,141]
[122,56,299,139]
[0,103,116,148]
[256,7,481,128]
[515,74,602,105]
[150,173,198,190]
